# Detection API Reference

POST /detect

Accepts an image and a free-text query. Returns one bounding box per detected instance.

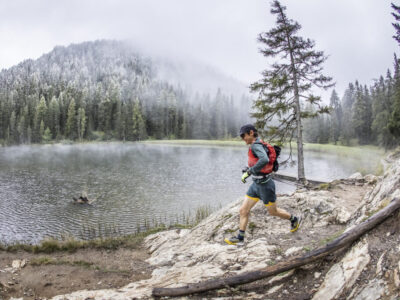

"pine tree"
[329,89,342,144]
[17,115,25,144]
[42,127,52,143]
[318,114,330,144]
[66,98,77,140]
[389,56,400,137]
[303,104,319,143]
[132,98,146,140]
[9,110,16,144]
[114,99,122,139]
[77,107,86,141]
[371,72,396,149]
[389,3,400,137]
[39,120,45,143]
[352,83,372,144]
[34,96,47,142]
[391,2,400,43]
[340,83,356,145]
[250,0,333,182]
[48,96,60,139]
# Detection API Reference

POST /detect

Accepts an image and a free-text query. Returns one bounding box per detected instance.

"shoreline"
[1,138,384,154]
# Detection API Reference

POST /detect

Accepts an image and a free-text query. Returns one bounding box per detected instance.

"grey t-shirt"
[248,137,270,176]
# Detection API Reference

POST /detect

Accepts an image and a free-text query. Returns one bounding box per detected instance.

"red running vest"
[248,140,277,174]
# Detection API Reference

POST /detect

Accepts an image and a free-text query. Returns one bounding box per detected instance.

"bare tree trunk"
[293,80,306,182]
[152,197,400,297]
[278,4,306,183]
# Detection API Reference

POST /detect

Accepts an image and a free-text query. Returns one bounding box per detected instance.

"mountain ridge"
[0,39,252,144]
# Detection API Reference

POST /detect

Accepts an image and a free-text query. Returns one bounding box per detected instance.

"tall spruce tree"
[66,98,77,140]
[340,83,356,145]
[329,89,342,144]
[132,98,146,140]
[77,107,86,141]
[352,83,372,144]
[48,96,60,139]
[34,96,47,142]
[372,72,396,149]
[389,3,400,137]
[250,0,333,182]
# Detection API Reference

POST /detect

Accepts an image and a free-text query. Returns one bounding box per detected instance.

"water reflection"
[0,143,372,244]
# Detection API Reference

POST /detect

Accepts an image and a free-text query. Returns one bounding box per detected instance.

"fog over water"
[0,143,376,244]
[0,1,397,99]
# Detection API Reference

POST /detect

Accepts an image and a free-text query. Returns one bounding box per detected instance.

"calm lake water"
[0,142,374,244]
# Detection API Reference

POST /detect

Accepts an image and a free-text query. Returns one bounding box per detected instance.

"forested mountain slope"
[0,40,251,144]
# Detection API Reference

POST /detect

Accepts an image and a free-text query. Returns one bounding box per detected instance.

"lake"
[0,142,375,244]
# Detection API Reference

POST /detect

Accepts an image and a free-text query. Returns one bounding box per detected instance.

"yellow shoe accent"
[290,223,300,232]
[224,238,236,245]
[290,216,302,233]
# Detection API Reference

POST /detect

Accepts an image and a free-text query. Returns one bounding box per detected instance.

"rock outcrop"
[53,150,400,299]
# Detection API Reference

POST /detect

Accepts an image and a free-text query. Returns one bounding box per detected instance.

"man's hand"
[241,171,250,183]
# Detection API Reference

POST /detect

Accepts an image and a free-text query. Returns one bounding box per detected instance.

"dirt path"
[0,247,153,299]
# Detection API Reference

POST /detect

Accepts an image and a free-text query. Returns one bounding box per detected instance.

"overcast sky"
[0,0,398,99]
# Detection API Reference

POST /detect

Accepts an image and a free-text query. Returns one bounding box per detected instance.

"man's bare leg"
[266,203,302,232]
[224,197,258,245]
[239,197,258,231]
[266,203,291,219]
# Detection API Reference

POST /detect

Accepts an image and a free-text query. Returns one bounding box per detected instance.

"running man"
[225,124,301,245]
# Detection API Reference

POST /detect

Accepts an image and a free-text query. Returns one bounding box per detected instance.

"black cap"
[239,124,257,136]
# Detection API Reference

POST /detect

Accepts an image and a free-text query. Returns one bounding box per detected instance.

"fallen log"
[153,197,400,297]
[273,173,327,186]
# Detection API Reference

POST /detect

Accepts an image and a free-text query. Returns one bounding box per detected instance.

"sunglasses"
[240,133,245,139]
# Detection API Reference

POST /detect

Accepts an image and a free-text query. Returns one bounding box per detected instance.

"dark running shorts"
[246,178,276,206]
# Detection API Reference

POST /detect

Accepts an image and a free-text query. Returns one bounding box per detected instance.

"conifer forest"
[0,40,251,145]
[0,4,400,150]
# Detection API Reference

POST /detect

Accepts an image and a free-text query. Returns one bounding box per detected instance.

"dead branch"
[152,197,400,297]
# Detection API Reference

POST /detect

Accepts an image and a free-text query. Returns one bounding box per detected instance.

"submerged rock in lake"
[52,149,400,300]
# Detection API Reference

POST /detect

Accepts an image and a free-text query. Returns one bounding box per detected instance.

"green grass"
[30,256,55,266]
[278,270,291,276]
[1,204,218,254]
[316,183,332,190]
[194,205,213,224]
[267,259,276,266]
[142,139,244,147]
[170,224,193,229]
[1,226,167,254]
[301,143,383,156]
[366,198,390,217]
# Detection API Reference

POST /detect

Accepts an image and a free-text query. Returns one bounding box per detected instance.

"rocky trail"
[2,150,400,300]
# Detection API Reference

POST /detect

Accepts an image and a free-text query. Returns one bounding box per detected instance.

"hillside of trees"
[0,40,251,145]
[303,58,400,150]
[303,3,400,150]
